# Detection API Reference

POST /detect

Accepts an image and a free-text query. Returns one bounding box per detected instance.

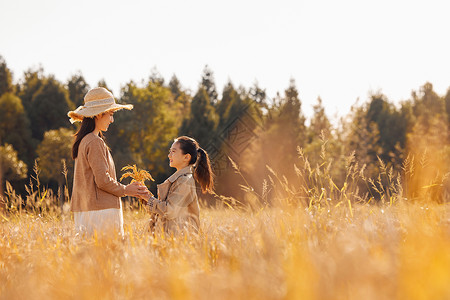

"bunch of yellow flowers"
[120,164,154,184]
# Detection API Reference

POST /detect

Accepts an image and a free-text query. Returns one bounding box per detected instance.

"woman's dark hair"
[72,117,105,159]
[175,136,214,193]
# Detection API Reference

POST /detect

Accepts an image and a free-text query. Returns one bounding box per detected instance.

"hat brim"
[68,103,133,124]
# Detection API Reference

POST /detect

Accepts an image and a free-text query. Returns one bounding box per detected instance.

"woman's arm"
[86,138,150,198]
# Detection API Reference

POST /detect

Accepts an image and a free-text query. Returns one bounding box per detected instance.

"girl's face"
[168,142,190,171]
[95,111,114,132]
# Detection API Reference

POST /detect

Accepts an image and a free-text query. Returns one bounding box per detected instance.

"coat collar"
[167,165,193,183]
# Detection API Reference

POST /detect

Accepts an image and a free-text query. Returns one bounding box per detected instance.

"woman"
[142,136,214,234]
[68,87,149,236]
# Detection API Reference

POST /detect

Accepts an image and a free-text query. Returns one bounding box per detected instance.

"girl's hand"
[137,193,153,204]
[125,182,151,198]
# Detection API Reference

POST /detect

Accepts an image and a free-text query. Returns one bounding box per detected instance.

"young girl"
[142,136,214,234]
[68,87,149,236]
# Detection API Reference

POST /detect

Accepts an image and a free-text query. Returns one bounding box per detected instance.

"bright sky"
[1,0,449,121]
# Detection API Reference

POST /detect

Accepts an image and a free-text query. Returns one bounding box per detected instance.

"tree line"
[0,55,449,205]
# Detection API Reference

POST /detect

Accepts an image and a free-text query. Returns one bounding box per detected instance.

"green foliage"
[0,143,27,181]
[217,81,243,127]
[304,97,345,184]
[0,92,33,164]
[210,84,263,201]
[411,82,448,127]
[408,83,449,151]
[36,128,74,185]
[149,67,165,86]
[261,79,306,173]
[17,67,45,113]
[308,97,331,139]
[97,79,109,90]
[0,55,14,96]
[446,88,450,144]
[1,54,449,203]
[169,75,191,118]
[0,143,27,196]
[14,68,47,165]
[67,71,90,107]
[279,79,306,144]
[249,82,267,106]
[404,83,450,202]
[366,94,408,166]
[169,75,182,98]
[344,103,382,179]
[180,86,219,146]
[113,81,180,178]
[237,79,309,204]
[28,76,75,140]
[445,88,450,124]
[201,65,218,105]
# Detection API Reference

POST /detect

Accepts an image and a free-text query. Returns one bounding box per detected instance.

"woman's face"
[95,111,114,132]
[168,142,190,170]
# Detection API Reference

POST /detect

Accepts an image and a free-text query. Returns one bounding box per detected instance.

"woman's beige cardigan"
[71,133,126,212]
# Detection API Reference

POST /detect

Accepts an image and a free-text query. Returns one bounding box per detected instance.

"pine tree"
[17,67,45,114]
[169,74,182,99]
[179,86,218,146]
[411,82,447,128]
[278,78,306,147]
[28,76,75,141]
[149,66,164,86]
[169,74,191,117]
[405,83,450,202]
[217,81,241,127]
[97,79,110,90]
[257,79,306,178]
[67,71,90,107]
[344,103,382,180]
[200,65,218,105]
[366,93,408,166]
[0,55,14,97]
[304,97,333,169]
[249,81,267,106]
[309,97,331,139]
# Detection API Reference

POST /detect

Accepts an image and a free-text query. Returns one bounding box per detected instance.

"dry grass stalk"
[120,164,155,184]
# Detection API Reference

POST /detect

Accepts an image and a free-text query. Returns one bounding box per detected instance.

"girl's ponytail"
[195,147,214,193]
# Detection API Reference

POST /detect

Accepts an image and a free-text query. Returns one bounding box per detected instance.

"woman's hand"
[125,182,152,199]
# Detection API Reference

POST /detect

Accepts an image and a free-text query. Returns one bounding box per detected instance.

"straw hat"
[67,87,133,123]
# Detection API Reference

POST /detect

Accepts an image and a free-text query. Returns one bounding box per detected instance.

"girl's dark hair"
[175,136,214,193]
[72,117,105,159]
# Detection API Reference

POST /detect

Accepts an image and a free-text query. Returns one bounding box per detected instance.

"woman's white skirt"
[73,202,124,237]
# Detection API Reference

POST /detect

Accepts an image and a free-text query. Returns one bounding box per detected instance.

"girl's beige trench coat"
[147,165,200,234]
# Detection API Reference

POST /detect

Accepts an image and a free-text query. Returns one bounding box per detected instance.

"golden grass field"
[0,200,449,300]
[1,143,449,300]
